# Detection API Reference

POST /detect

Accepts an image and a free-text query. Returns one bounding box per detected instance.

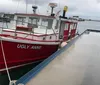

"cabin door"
[70,23,77,38]
[63,23,69,41]
[59,21,65,39]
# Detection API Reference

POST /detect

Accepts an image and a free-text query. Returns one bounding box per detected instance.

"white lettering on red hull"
[31,46,41,49]
[17,44,41,49]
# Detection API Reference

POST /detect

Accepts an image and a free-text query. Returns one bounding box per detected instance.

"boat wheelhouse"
[60,17,78,41]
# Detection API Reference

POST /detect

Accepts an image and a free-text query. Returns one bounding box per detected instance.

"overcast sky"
[0,0,100,19]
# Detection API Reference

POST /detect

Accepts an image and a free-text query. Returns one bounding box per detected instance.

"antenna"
[49,3,57,16]
[32,0,38,14]
[16,0,20,13]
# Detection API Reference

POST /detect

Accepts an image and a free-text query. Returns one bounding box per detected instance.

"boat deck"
[15,29,100,85]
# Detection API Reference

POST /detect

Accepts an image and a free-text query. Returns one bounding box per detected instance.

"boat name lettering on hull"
[17,44,41,49]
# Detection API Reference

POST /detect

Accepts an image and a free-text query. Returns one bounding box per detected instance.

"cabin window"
[70,24,74,30]
[55,20,59,29]
[28,17,39,24]
[73,23,77,29]
[41,19,53,29]
[17,17,26,25]
[41,19,48,26]
[59,21,65,39]
[28,17,39,28]
[65,24,68,30]
[61,21,65,29]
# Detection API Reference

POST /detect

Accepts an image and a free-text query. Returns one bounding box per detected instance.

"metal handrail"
[0,18,58,40]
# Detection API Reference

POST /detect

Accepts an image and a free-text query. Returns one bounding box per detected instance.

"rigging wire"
[35,0,39,14]
[26,0,28,13]
[46,4,50,15]
[58,0,61,9]
[58,0,61,15]
[16,0,20,13]
[55,0,61,17]
[32,0,36,6]
[35,0,36,5]
[37,7,40,14]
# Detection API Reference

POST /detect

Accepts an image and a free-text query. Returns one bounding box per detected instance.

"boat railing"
[0,18,58,41]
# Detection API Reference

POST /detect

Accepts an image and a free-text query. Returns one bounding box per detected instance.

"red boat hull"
[0,40,59,71]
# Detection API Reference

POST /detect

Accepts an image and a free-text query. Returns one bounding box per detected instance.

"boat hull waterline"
[0,38,59,71]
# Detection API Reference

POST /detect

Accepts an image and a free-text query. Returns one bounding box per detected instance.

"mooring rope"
[0,39,12,83]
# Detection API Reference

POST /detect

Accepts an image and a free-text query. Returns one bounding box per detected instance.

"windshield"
[28,17,39,25]
[17,17,26,25]
[41,18,53,29]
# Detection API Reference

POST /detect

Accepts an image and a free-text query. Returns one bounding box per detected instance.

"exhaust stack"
[63,6,68,17]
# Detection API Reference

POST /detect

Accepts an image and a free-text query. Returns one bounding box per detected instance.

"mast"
[26,0,28,13]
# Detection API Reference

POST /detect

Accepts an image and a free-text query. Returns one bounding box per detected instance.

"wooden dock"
[15,29,100,85]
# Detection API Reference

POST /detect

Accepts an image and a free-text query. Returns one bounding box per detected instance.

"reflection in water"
[0,61,42,85]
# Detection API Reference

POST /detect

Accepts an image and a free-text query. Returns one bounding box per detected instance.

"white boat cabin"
[14,14,59,35]
[0,13,78,42]
[1,13,61,42]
